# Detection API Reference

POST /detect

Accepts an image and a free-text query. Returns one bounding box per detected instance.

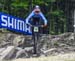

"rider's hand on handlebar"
[41,25,44,27]
[41,25,47,28]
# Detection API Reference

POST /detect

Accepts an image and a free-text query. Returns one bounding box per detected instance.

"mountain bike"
[32,25,42,56]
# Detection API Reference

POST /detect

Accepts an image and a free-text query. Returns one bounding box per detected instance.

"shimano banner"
[0,12,32,35]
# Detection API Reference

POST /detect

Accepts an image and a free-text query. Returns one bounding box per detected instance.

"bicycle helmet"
[34,5,40,13]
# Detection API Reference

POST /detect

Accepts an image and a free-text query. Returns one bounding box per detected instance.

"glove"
[41,25,47,27]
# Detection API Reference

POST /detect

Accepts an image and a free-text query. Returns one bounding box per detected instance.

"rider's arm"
[39,12,47,27]
[26,11,34,26]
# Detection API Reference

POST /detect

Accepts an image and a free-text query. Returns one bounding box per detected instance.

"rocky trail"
[0,32,74,61]
[12,52,75,61]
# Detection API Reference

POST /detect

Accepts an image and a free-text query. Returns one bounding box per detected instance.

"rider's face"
[34,8,40,14]
[35,11,39,14]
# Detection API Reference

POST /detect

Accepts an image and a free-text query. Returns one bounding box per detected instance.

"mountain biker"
[26,5,48,55]
[26,5,47,28]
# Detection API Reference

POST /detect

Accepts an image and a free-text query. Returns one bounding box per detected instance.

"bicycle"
[32,25,43,56]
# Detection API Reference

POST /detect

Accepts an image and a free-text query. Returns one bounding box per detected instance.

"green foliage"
[46,0,56,2]
[51,10,63,16]
[11,0,29,8]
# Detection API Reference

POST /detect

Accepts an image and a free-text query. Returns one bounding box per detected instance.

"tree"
[0,0,73,34]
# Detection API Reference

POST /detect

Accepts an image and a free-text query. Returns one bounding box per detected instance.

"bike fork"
[33,33,38,54]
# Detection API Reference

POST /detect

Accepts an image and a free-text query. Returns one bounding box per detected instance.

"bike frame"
[33,26,39,54]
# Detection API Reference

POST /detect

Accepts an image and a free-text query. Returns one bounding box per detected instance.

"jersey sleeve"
[26,11,34,25]
[39,12,47,25]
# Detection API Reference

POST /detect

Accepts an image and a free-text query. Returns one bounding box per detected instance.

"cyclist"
[26,5,47,28]
[26,5,48,55]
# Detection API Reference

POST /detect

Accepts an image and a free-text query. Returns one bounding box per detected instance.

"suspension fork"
[33,32,38,54]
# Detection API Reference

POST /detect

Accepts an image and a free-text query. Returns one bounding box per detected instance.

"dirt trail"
[12,52,75,61]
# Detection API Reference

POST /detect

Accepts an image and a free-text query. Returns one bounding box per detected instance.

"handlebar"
[31,25,43,27]
[29,24,47,28]
[27,23,47,28]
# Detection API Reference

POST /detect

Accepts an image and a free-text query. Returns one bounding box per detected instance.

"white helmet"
[34,5,40,13]
[35,5,40,9]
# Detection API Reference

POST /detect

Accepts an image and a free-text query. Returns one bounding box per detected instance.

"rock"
[15,47,33,58]
[41,48,57,54]
[0,46,15,60]
[0,48,6,53]
[15,48,28,58]
[0,32,74,59]
[13,36,25,46]
[24,47,33,51]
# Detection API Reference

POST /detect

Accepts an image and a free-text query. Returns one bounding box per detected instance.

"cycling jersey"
[26,10,47,26]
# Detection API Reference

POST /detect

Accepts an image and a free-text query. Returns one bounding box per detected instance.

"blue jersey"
[26,11,47,26]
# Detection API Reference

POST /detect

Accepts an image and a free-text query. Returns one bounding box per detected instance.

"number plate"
[34,27,39,32]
